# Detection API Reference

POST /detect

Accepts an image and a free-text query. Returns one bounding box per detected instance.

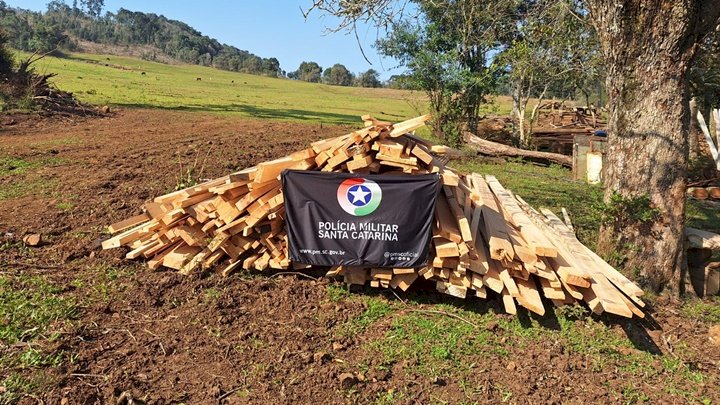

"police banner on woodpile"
[282,170,440,267]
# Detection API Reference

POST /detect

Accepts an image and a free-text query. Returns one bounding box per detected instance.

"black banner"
[282,170,440,268]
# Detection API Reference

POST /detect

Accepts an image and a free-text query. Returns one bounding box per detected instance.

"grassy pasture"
[15,51,428,125]
[13,51,520,124]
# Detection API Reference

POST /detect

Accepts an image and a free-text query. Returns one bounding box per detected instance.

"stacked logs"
[103,114,645,318]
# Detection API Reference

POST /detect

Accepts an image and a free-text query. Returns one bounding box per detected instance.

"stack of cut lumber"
[103,114,645,318]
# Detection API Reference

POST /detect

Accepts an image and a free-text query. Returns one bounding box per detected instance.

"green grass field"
[15,51,430,125]
[13,50,519,125]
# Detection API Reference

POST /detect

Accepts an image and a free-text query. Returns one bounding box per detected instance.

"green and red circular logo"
[337,178,382,216]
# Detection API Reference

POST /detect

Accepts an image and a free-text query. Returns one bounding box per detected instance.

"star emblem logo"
[348,185,371,206]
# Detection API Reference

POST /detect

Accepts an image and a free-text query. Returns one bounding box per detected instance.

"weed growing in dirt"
[354,298,394,331]
[0,275,77,344]
[680,297,720,323]
[0,178,58,201]
[621,385,650,404]
[0,157,34,176]
[203,288,223,302]
[0,372,52,405]
[0,240,34,257]
[173,145,214,191]
[73,262,138,305]
[374,389,407,404]
[56,201,75,211]
[335,295,395,337]
[0,276,76,402]
[14,347,64,369]
[326,283,350,302]
[369,309,490,375]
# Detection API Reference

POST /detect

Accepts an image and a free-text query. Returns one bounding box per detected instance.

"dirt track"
[0,110,718,404]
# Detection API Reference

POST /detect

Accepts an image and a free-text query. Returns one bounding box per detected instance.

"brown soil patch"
[0,110,718,404]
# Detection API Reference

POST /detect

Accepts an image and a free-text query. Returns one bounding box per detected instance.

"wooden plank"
[125,239,158,260]
[389,114,431,137]
[177,225,207,247]
[163,244,202,270]
[436,281,467,298]
[221,260,243,277]
[498,267,520,297]
[147,241,182,270]
[101,219,157,249]
[486,175,557,257]
[687,227,720,250]
[180,247,210,275]
[228,167,257,182]
[539,276,566,300]
[471,175,515,262]
[434,237,460,258]
[144,202,170,219]
[516,277,545,315]
[235,181,280,213]
[347,154,374,172]
[435,194,463,243]
[539,208,643,309]
[411,144,434,165]
[375,152,418,166]
[482,261,504,293]
[390,272,418,291]
[290,148,317,160]
[153,176,229,204]
[444,187,473,243]
[203,250,226,269]
[254,157,298,183]
[501,287,517,315]
[108,213,150,233]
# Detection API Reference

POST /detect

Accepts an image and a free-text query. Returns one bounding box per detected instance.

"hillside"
[19,51,427,125]
[0,3,283,77]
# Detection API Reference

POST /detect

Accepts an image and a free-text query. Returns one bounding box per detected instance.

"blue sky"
[9,0,402,79]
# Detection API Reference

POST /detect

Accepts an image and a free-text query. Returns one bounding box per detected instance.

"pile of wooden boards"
[533,106,607,155]
[102,114,645,318]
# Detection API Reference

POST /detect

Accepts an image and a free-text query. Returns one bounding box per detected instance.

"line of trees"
[0,1,285,77]
[0,1,400,87]
[287,61,382,87]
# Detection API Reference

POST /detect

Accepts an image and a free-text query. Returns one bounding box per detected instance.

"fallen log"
[686,227,720,250]
[463,132,572,168]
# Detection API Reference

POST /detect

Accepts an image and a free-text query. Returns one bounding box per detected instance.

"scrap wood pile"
[9,54,100,116]
[533,106,607,153]
[102,114,645,318]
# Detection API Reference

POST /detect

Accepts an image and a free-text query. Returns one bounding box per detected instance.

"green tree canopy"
[292,61,323,82]
[356,69,381,87]
[376,0,514,144]
[323,63,354,86]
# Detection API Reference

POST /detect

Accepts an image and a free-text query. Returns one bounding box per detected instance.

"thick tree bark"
[586,0,720,294]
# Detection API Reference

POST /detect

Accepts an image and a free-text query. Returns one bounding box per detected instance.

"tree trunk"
[587,0,720,295]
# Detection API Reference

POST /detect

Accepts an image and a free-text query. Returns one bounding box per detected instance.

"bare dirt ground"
[0,110,718,404]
